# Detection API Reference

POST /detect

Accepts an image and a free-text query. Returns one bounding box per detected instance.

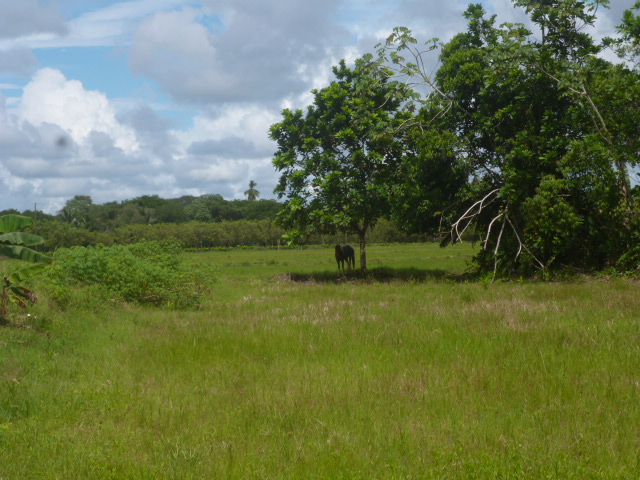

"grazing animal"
[335,244,355,273]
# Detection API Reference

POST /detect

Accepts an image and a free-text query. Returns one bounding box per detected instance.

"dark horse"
[335,244,356,273]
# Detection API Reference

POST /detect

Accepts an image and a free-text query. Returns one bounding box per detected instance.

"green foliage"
[388,128,467,234]
[615,245,640,273]
[0,215,51,264]
[35,219,286,250]
[522,176,582,270]
[270,57,418,270]
[376,2,640,276]
[613,1,640,67]
[42,240,212,309]
[10,2,640,279]
[59,195,93,228]
[0,215,51,321]
[47,194,283,232]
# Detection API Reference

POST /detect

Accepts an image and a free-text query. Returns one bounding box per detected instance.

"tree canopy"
[270,58,419,271]
[373,1,640,276]
[271,0,640,277]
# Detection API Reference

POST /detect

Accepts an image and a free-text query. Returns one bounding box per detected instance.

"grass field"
[1,243,640,479]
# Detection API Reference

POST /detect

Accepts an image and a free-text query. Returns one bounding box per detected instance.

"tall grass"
[1,243,639,478]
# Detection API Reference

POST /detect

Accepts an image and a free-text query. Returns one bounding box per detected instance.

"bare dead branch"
[449,188,500,243]
[450,191,545,277]
[505,215,546,271]
[492,212,508,278]
[484,209,504,250]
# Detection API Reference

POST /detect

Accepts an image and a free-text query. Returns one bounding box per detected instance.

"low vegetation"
[20,216,429,251]
[42,240,213,310]
[0,214,51,322]
[1,243,639,479]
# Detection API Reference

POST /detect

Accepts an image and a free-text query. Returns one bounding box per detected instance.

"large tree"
[375,2,640,276]
[270,58,416,271]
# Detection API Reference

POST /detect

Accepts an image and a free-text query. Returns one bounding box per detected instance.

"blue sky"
[0,0,635,214]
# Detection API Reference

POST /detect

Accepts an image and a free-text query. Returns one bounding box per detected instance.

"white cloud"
[0,68,157,212]
[0,0,638,214]
[18,68,139,152]
[0,0,189,51]
[0,48,38,76]
[176,104,278,155]
[0,0,67,78]
[0,64,281,212]
[169,104,281,198]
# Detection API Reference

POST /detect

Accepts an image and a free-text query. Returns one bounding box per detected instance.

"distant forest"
[5,194,283,228]
[3,194,430,250]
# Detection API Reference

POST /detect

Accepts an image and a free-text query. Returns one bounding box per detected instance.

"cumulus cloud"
[0,64,281,212]
[187,104,278,154]
[0,68,151,212]
[168,104,281,197]
[61,0,185,48]
[188,137,258,158]
[19,68,138,152]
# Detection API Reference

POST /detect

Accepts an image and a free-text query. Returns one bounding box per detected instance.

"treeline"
[3,194,284,231]
[3,193,432,250]
[26,218,429,251]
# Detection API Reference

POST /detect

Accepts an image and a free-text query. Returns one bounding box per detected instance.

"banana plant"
[0,214,51,320]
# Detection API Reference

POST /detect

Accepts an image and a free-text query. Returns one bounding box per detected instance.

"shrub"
[42,240,212,309]
[615,245,640,274]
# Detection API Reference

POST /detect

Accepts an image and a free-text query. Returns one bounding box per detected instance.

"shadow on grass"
[277,266,469,284]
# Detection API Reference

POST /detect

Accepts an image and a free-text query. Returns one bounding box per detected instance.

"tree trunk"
[358,230,367,272]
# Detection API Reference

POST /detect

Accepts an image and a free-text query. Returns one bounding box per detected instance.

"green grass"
[1,243,640,479]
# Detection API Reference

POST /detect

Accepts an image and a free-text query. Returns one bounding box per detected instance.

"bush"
[615,245,640,274]
[42,240,212,309]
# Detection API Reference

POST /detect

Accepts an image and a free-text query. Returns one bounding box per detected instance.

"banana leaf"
[0,214,34,234]
[0,232,45,247]
[0,245,51,264]
[8,264,48,284]
[8,285,37,307]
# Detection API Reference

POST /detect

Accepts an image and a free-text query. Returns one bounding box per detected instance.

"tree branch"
[449,188,500,243]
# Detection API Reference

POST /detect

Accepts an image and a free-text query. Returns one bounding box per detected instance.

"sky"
[0,0,636,214]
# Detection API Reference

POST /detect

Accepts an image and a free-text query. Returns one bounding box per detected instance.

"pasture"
[1,243,640,479]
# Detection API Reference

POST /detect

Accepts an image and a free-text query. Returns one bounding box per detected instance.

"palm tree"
[244,180,260,201]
